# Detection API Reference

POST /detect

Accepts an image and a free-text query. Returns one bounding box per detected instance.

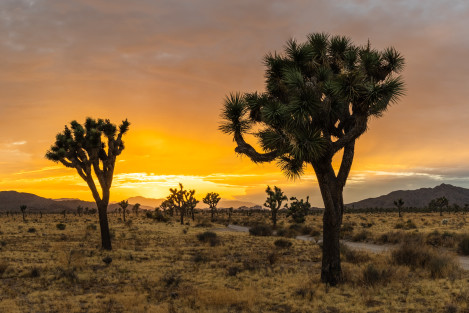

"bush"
[427,255,458,279]
[458,235,469,255]
[362,263,394,286]
[352,230,370,242]
[341,244,371,264]
[227,266,242,276]
[56,223,66,230]
[27,227,36,233]
[196,231,220,246]
[274,239,293,249]
[195,219,213,228]
[392,242,433,269]
[249,224,273,236]
[86,224,97,231]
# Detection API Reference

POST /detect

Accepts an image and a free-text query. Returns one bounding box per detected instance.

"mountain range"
[1,184,469,213]
[347,183,469,208]
[0,191,257,213]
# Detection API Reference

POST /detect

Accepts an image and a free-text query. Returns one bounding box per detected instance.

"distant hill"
[0,191,153,213]
[0,191,258,213]
[347,184,469,209]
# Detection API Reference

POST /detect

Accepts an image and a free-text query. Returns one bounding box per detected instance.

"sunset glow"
[1,0,469,206]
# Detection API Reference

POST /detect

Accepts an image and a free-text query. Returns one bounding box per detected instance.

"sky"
[1,0,469,207]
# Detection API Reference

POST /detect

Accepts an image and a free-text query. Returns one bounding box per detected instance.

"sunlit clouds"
[1,0,469,206]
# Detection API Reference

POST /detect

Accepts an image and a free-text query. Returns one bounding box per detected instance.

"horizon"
[2,1,469,206]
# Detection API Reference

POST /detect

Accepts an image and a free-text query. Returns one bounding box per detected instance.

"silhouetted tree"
[394,198,404,218]
[45,117,130,250]
[132,203,141,216]
[429,197,449,216]
[203,192,221,222]
[118,200,129,222]
[167,183,198,225]
[160,199,174,216]
[264,186,287,228]
[220,33,405,285]
[77,205,84,217]
[184,189,198,221]
[286,196,311,224]
[20,205,27,222]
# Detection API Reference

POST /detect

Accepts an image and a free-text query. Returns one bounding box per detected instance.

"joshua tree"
[160,199,174,216]
[132,203,141,216]
[118,200,129,222]
[228,207,234,223]
[45,117,130,250]
[429,197,449,216]
[286,196,311,224]
[203,192,221,222]
[264,186,288,228]
[393,198,404,218]
[167,183,198,225]
[20,205,27,222]
[184,189,199,221]
[220,33,405,285]
[76,205,84,217]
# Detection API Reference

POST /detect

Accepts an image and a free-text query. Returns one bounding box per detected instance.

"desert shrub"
[276,227,298,238]
[427,230,458,248]
[196,231,220,246]
[427,255,459,279]
[124,220,132,227]
[145,211,153,218]
[86,223,97,231]
[341,222,355,233]
[309,228,321,237]
[249,224,273,236]
[0,262,8,276]
[362,263,394,286]
[56,223,66,230]
[195,219,213,228]
[274,239,292,249]
[341,244,371,263]
[227,266,242,276]
[352,230,370,242]
[458,234,469,255]
[405,219,417,229]
[300,225,313,235]
[161,271,181,288]
[30,267,40,277]
[392,242,433,269]
[192,251,208,263]
[27,227,36,233]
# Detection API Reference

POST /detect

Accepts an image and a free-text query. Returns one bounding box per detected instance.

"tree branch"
[331,114,367,153]
[337,141,355,188]
[234,132,279,163]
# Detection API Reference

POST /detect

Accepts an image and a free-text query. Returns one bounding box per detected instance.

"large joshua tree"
[46,118,130,250]
[220,33,405,285]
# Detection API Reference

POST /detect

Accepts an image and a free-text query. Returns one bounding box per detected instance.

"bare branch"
[234,132,279,163]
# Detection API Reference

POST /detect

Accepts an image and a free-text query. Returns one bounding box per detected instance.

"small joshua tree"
[184,189,199,221]
[203,192,221,222]
[76,206,84,217]
[286,196,311,224]
[429,197,449,216]
[167,183,198,225]
[160,199,174,216]
[45,117,130,250]
[132,203,141,216]
[20,205,27,222]
[264,186,287,228]
[118,200,129,222]
[393,198,404,218]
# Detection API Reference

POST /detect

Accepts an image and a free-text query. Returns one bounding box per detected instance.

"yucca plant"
[220,33,405,285]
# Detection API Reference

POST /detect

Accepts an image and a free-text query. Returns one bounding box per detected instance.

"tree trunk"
[211,208,215,222]
[123,209,126,222]
[398,207,401,218]
[272,209,277,228]
[180,208,184,225]
[191,209,195,221]
[314,161,344,286]
[98,202,112,250]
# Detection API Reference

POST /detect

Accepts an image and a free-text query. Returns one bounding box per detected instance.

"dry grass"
[0,212,468,312]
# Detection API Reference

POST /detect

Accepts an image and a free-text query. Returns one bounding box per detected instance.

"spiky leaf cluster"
[220,33,405,178]
[45,118,130,195]
[285,196,311,224]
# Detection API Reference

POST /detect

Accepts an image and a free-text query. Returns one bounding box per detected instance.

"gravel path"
[214,224,469,270]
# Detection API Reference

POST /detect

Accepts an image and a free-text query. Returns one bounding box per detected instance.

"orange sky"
[1,0,469,206]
